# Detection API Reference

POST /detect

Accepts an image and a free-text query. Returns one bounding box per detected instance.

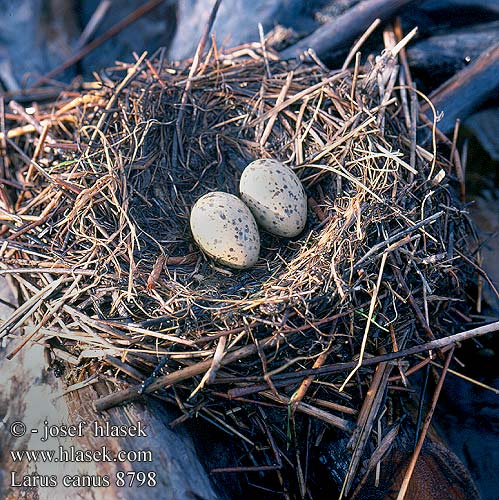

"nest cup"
[1,42,479,494]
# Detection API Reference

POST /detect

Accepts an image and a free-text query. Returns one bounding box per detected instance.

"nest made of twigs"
[0,41,480,496]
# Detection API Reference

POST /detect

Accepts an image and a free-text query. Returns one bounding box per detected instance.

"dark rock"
[437,374,499,500]
[0,0,79,89]
[407,22,499,83]
[465,107,499,161]
[169,0,327,60]
[421,0,499,15]
[79,0,177,76]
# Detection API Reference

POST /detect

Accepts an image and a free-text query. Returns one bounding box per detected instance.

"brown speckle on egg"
[190,192,260,269]
[240,159,307,237]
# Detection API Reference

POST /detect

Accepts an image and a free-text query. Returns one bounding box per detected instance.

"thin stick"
[290,346,330,410]
[0,268,98,276]
[263,391,352,432]
[31,0,169,87]
[260,71,294,147]
[258,22,271,78]
[76,0,112,49]
[450,119,460,163]
[94,332,281,411]
[173,0,222,162]
[340,252,388,391]
[419,356,499,395]
[90,52,148,144]
[396,347,455,500]
[249,72,347,127]
[177,0,222,120]
[353,211,443,271]
[350,52,361,116]
[52,375,99,399]
[450,119,465,201]
[228,321,499,397]
[342,18,381,71]
[341,362,393,498]
[0,277,64,339]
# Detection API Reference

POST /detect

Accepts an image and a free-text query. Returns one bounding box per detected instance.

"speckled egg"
[190,192,260,269]
[239,159,307,237]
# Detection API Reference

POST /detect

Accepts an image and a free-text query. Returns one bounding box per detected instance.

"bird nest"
[0,42,481,496]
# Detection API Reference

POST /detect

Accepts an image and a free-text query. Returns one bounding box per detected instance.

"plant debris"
[0,33,495,497]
